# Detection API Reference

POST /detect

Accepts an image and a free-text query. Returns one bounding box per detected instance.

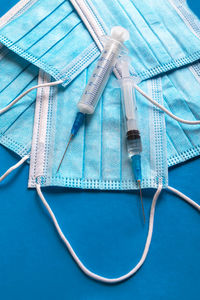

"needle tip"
[137,180,145,224]
[56,134,73,173]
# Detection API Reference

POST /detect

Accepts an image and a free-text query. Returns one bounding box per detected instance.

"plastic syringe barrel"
[120,77,142,157]
[78,26,129,115]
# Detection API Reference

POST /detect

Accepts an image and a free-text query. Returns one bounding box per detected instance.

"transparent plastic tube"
[119,58,142,157]
[78,26,129,114]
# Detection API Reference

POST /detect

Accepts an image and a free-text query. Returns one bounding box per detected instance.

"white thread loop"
[168,186,200,211]
[36,183,162,283]
[0,154,29,182]
[0,80,63,115]
[135,84,200,125]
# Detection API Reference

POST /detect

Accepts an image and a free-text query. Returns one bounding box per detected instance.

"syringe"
[118,57,145,223]
[57,26,130,172]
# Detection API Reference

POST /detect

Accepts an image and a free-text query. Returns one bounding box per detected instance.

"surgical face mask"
[0,43,38,158]
[163,62,200,166]
[0,64,199,284]
[28,66,168,190]
[0,0,200,87]
[26,67,168,284]
[0,0,100,86]
[0,2,39,159]
[27,65,200,283]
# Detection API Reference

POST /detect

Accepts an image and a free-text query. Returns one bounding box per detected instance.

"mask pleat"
[14,1,70,49]
[51,70,87,180]
[83,101,102,183]
[162,76,197,151]
[82,61,102,184]
[92,0,161,71]
[0,50,30,94]
[26,14,81,60]
[0,0,97,85]
[164,100,193,154]
[0,53,38,135]
[0,0,68,43]
[25,10,74,53]
[168,65,200,120]
[153,0,200,53]
[134,0,186,58]
[166,133,179,166]
[89,0,200,81]
[118,0,173,63]
[0,101,35,157]
[101,76,121,185]
[162,66,200,166]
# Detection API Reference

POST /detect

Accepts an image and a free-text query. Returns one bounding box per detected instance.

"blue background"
[0,1,199,299]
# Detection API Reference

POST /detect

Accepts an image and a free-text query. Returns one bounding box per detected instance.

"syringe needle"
[137,180,145,224]
[57,134,73,173]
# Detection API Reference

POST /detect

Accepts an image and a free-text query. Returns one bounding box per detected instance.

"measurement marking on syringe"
[99,57,111,63]
[89,82,99,87]
[93,74,104,79]
[85,91,96,96]
[97,67,106,71]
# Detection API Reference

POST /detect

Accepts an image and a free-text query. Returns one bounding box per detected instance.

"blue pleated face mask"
[162,62,200,166]
[0,43,38,157]
[0,0,200,86]
[0,3,39,158]
[28,67,168,190]
[26,66,200,284]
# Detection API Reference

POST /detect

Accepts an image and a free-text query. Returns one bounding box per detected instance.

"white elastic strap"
[0,80,63,115]
[36,183,162,283]
[168,185,200,211]
[0,154,29,182]
[135,84,200,125]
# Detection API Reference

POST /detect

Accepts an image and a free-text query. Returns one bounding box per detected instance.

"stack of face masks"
[0,0,200,283]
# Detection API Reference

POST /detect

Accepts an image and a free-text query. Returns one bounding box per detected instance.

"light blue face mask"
[0,0,200,86]
[28,67,168,190]
[162,60,200,166]
[0,43,38,158]
[0,4,39,158]
[0,0,100,86]
[25,67,169,283]
[27,63,200,283]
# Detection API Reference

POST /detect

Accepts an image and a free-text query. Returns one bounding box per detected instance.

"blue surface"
[0,1,199,299]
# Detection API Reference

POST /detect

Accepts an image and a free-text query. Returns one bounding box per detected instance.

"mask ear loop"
[36,183,163,283]
[134,84,200,125]
[168,186,200,211]
[0,80,63,115]
[36,182,200,283]
[0,154,29,182]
